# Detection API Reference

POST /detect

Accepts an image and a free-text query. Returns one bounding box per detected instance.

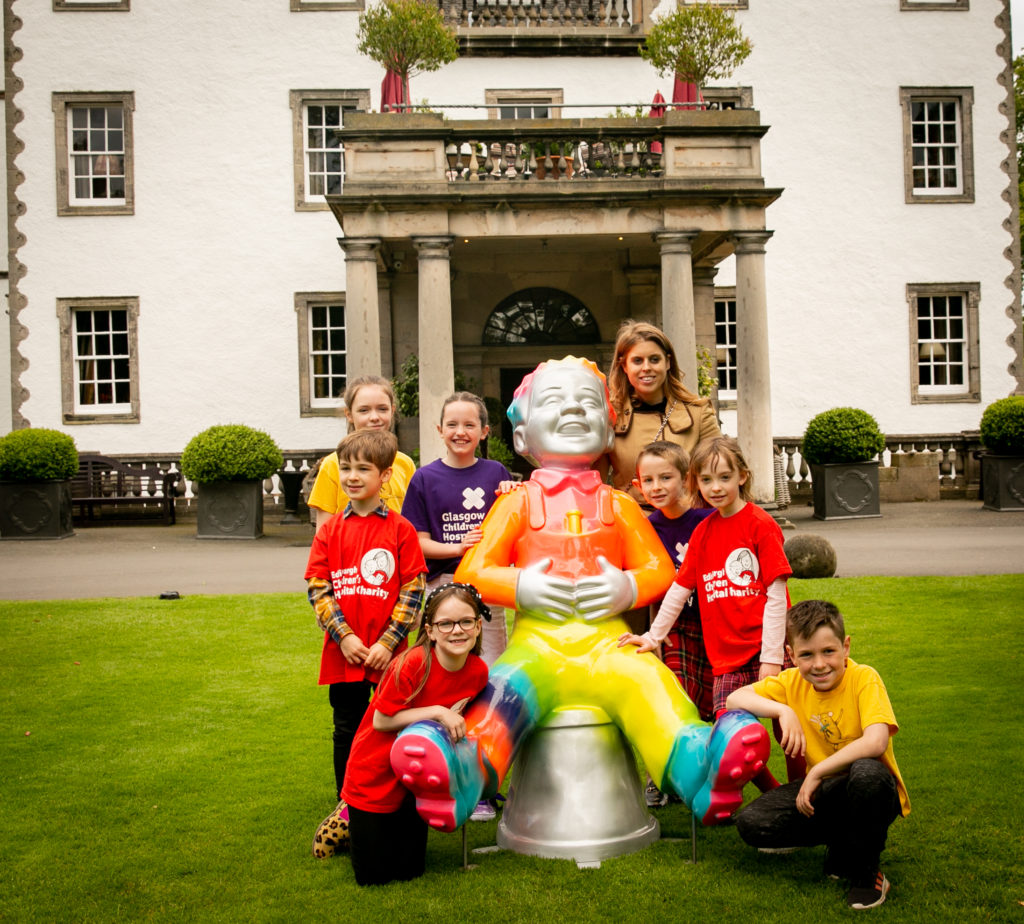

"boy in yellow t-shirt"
[726,599,909,912]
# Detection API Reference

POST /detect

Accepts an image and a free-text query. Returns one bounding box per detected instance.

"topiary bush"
[0,428,78,482]
[801,407,885,466]
[979,396,1024,455]
[180,424,283,483]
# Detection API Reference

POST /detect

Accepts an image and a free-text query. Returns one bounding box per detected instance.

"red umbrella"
[380,69,410,113]
[648,91,666,155]
[672,77,703,110]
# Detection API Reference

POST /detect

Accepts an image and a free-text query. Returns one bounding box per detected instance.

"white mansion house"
[2,0,1020,501]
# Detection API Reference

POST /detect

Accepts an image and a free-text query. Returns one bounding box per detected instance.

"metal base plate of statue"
[496,708,660,863]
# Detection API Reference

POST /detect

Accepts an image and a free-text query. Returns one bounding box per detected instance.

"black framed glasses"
[430,617,480,634]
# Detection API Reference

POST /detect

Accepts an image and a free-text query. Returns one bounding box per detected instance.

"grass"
[1,576,1022,922]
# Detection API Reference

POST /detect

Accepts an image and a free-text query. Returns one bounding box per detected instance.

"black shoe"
[823,848,845,881]
[846,871,889,909]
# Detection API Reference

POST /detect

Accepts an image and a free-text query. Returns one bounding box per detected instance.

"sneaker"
[823,848,845,881]
[846,871,890,909]
[469,799,496,821]
[645,781,668,808]
[312,801,349,858]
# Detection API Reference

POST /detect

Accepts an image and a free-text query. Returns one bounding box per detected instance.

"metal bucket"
[496,707,660,863]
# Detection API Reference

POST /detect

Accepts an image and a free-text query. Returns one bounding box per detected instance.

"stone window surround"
[53,0,130,9]
[296,291,347,417]
[899,86,975,204]
[906,281,981,404]
[290,0,364,10]
[900,0,967,9]
[52,91,135,216]
[57,296,141,424]
[485,89,564,121]
[290,89,371,211]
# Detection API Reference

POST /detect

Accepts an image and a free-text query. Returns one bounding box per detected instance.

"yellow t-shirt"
[307,450,416,516]
[753,659,910,816]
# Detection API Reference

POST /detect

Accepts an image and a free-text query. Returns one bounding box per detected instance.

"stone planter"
[195,480,264,539]
[981,454,1024,511]
[0,480,75,540]
[810,462,881,520]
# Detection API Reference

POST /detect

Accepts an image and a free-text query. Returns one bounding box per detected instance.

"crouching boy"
[726,599,909,911]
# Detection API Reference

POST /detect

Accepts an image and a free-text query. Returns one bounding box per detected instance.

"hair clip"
[424,581,492,622]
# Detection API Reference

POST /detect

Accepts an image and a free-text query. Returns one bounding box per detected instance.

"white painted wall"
[6,0,1020,452]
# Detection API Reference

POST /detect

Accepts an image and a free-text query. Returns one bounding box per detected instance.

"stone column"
[693,266,719,406]
[654,231,699,393]
[413,235,455,465]
[337,237,382,380]
[733,231,775,506]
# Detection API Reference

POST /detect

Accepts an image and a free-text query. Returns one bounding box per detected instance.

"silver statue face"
[513,364,614,467]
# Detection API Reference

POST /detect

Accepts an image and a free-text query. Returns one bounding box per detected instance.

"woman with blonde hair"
[603,320,721,503]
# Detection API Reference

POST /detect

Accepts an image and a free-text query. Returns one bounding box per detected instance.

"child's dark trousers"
[349,794,429,886]
[329,680,373,799]
[735,758,901,882]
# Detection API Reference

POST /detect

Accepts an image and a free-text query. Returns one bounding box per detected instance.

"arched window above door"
[483,288,600,345]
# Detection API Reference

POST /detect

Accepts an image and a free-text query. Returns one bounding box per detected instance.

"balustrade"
[439,0,631,29]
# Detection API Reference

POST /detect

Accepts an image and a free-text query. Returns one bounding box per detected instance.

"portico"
[328,109,782,501]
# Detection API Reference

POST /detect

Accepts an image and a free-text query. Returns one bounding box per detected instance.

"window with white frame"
[907,282,980,403]
[486,89,564,120]
[296,293,347,415]
[900,87,974,203]
[714,293,737,403]
[290,91,370,210]
[57,297,140,422]
[53,92,134,216]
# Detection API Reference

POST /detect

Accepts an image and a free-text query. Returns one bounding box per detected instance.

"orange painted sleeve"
[612,491,676,607]
[453,488,528,609]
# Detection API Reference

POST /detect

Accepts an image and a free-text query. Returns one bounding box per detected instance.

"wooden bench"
[71,454,180,526]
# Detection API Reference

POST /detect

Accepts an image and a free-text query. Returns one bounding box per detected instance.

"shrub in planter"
[0,428,78,482]
[181,424,283,484]
[979,396,1024,456]
[181,425,283,539]
[801,407,885,466]
[801,408,885,520]
[0,428,78,539]
[979,396,1024,511]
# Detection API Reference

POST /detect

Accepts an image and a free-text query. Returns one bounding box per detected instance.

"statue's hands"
[515,558,575,624]
[574,556,637,622]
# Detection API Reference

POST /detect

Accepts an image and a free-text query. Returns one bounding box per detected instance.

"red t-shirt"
[676,503,791,674]
[305,509,426,685]
[341,646,489,813]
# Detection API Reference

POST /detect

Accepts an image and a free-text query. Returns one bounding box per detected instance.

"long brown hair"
[608,320,703,418]
[686,435,755,504]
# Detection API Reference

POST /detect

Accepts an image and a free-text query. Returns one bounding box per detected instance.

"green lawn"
[1,576,1022,922]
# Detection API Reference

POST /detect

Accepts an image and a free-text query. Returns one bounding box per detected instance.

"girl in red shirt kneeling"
[341,583,490,886]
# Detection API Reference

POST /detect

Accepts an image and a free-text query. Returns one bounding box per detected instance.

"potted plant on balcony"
[357,0,458,113]
[181,424,283,539]
[801,407,886,520]
[0,428,78,540]
[979,395,1024,511]
[640,1,753,103]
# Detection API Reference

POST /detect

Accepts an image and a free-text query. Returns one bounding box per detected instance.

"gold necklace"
[653,399,677,441]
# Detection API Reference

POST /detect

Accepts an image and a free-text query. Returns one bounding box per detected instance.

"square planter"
[195,480,264,539]
[981,454,1024,511]
[810,462,881,520]
[0,480,75,540]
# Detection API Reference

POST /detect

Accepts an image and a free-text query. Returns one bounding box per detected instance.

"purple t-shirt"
[401,457,510,581]
[648,506,714,618]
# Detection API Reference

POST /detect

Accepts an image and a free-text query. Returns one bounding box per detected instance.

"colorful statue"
[391,357,770,832]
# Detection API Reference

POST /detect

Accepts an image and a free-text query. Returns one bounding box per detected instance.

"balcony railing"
[439,0,633,29]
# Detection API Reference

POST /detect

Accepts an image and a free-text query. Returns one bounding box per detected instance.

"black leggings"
[328,680,373,799]
[735,758,901,882]
[349,794,429,886]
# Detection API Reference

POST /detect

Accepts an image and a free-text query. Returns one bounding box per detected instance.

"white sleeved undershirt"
[643,582,693,646]
[759,577,788,666]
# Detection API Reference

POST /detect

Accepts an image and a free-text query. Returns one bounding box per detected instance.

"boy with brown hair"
[305,429,427,857]
[726,599,909,910]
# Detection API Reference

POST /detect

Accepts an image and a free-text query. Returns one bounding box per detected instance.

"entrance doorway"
[499,366,535,478]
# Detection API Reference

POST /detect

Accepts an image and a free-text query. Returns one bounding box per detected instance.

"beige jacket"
[603,399,721,501]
